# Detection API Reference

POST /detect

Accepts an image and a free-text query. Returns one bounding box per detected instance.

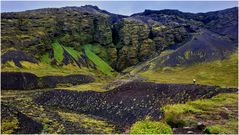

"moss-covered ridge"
[49,41,114,75]
[2,6,237,71]
[1,40,115,75]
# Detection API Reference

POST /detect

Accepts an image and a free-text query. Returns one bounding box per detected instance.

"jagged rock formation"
[1,6,238,71]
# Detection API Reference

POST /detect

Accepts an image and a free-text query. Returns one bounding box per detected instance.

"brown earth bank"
[34,81,238,130]
[1,72,95,90]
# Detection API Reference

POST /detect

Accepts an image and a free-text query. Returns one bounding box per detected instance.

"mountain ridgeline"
[1,5,238,73]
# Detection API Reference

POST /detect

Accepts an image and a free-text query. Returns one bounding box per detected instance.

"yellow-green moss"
[204,120,238,134]
[130,121,173,134]
[61,82,107,92]
[184,51,190,60]
[1,118,20,134]
[58,111,117,133]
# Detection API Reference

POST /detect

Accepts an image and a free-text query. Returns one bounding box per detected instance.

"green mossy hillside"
[139,52,238,88]
[39,41,115,76]
[83,45,114,76]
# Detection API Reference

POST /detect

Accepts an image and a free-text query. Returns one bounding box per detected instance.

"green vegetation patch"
[204,120,238,134]
[52,41,64,63]
[41,53,51,64]
[130,121,173,134]
[63,46,82,60]
[162,93,238,133]
[1,118,20,134]
[184,51,191,60]
[140,52,238,88]
[162,104,202,127]
[83,44,114,75]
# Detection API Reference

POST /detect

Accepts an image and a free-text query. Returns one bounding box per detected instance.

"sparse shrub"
[130,121,173,134]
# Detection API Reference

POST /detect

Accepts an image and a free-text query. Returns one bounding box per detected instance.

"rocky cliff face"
[1,6,238,71]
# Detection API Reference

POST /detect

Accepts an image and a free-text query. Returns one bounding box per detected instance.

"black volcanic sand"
[1,72,95,90]
[35,81,237,129]
[155,29,237,68]
[1,104,43,134]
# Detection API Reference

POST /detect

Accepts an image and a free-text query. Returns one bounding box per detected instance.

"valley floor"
[1,79,238,134]
[1,53,238,134]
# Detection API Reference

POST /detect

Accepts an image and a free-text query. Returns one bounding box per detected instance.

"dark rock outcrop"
[1,72,39,90]
[1,50,38,67]
[1,72,95,90]
[1,104,43,134]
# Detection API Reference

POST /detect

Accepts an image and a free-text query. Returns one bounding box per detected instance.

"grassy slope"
[162,93,238,134]
[52,41,64,63]
[63,46,82,60]
[1,61,95,77]
[139,52,238,88]
[83,45,114,76]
